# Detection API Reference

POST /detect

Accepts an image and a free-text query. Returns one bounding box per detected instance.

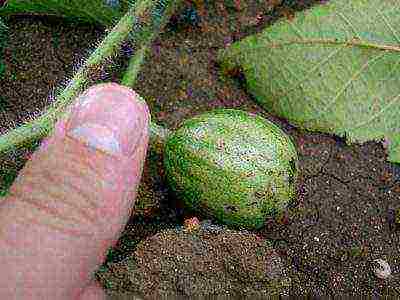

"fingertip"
[79,280,108,300]
[65,83,150,158]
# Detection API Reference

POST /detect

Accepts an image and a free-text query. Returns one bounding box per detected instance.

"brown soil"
[1,0,400,298]
[99,221,290,298]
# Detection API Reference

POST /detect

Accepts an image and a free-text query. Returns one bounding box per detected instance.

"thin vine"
[0,0,180,155]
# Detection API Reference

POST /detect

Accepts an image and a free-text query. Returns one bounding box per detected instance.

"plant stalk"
[120,1,175,146]
[0,0,179,155]
[121,43,173,146]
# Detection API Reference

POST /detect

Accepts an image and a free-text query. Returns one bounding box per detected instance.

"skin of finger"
[0,132,149,299]
[0,85,150,299]
[79,280,108,300]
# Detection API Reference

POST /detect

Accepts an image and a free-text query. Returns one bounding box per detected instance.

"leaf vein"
[335,11,360,39]
[318,51,389,117]
[376,9,400,44]
[263,45,346,100]
[263,38,400,52]
[353,93,400,129]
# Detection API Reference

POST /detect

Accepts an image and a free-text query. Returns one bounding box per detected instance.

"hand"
[0,83,150,299]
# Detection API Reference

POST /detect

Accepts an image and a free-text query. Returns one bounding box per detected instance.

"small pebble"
[373,259,391,280]
[200,220,224,234]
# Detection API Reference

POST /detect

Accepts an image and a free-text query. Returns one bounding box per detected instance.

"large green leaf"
[217,0,400,163]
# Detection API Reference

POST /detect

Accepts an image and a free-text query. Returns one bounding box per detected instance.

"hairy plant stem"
[0,0,179,155]
[121,43,172,146]
[120,0,175,146]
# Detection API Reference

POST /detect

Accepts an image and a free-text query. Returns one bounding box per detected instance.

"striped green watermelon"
[164,109,298,230]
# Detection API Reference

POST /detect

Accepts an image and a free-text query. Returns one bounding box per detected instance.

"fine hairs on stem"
[0,0,180,155]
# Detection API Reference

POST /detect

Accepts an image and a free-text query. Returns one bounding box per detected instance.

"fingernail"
[66,83,149,157]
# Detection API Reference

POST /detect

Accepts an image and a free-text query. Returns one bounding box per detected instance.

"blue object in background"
[104,0,120,8]
[181,6,200,26]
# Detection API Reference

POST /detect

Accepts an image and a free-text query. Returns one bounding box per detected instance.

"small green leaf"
[218,0,400,163]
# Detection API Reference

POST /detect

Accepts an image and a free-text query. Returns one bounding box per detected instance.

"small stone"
[373,259,391,280]
[200,220,224,234]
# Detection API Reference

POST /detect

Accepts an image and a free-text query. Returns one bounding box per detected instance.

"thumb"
[0,83,150,299]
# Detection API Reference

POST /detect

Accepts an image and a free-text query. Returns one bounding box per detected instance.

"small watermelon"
[164,109,298,230]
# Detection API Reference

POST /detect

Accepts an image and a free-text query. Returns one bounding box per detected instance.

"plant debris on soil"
[1,0,400,298]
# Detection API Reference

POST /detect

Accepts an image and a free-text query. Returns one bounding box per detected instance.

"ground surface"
[1,0,400,298]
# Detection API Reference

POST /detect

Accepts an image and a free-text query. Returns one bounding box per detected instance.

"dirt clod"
[97,221,289,298]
